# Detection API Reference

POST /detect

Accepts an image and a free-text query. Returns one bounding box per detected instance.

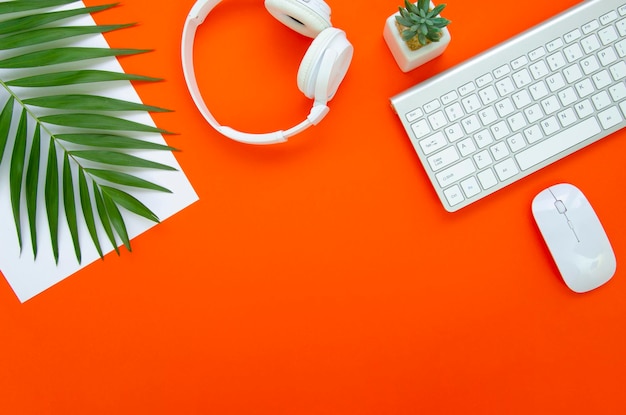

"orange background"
[2,0,626,413]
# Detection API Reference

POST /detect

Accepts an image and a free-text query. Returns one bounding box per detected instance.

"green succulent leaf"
[0,2,177,264]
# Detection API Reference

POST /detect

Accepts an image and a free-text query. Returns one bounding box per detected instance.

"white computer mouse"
[531,183,616,293]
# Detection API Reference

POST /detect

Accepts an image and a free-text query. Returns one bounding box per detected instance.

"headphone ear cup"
[265,0,331,38]
[297,27,353,102]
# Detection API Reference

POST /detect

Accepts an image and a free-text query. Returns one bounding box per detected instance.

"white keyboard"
[390,0,626,212]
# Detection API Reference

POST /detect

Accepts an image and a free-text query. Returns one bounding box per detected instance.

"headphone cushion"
[297,27,353,101]
[265,0,331,38]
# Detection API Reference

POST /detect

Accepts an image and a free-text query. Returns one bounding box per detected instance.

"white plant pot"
[383,2,451,72]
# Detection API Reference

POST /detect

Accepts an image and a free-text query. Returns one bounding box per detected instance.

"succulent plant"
[396,0,451,49]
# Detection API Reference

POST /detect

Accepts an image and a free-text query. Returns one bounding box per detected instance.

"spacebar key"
[515,117,601,171]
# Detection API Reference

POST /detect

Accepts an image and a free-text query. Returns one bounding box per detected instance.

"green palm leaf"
[0,47,149,68]
[40,113,172,134]
[7,70,162,87]
[0,24,134,50]
[0,0,77,15]
[56,133,177,151]
[24,94,171,113]
[0,4,115,35]
[0,1,178,264]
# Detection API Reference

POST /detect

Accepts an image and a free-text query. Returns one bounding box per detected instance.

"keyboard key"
[444,185,465,206]
[598,46,618,65]
[435,159,476,187]
[574,99,594,118]
[511,56,529,70]
[581,55,600,75]
[441,90,459,105]
[563,64,583,83]
[494,64,511,78]
[581,35,601,54]
[591,70,611,89]
[419,132,447,155]
[457,137,477,157]
[411,119,430,139]
[459,82,476,96]
[524,125,543,144]
[541,95,561,115]
[496,98,515,117]
[530,60,550,79]
[598,106,623,129]
[473,149,493,168]
[477,169,498,189]
[507,133,527,152]
[476,73,494,87]
[490,142,510,161]
[512,89,532,109]
[478,107,498,125]
[491,121,510,140]
[592,91,611,110]
[547,72,566,92]
[461,94,481,112]
[609,82,626,101]
[524,103,543,123]
[461,114,481,134]
[599,26,619,45]
[494,158,520,181]
[461,177,481,198]
[546,38,564,52]
[444,123,464,142]
[610,61,626,80]
[516,117,601,170]
[564,43,583,62]
[564,28,581,43]
[540,116,560,135]
[406,108,424,122]
[529,81,549,100]
[428,146,460,171]
[557,108,577,127]
[474,130,494,149]
[424,99,441,113]
[582,20,600,34]
[445,102,465,121]
[529,46,546,60]
[600,10,618,25]
[428,111,447,129]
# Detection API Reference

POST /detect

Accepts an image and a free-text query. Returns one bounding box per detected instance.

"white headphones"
[181,0,354,145]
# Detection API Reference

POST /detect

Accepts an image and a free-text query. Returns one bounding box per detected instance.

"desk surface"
[2,0,625,413]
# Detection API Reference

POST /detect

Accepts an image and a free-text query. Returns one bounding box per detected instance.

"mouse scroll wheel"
[555,200,567,214]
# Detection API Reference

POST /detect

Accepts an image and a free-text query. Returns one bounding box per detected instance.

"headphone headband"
[181,0,350,145]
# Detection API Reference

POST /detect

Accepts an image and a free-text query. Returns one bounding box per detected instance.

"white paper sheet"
[0,2,198,302]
